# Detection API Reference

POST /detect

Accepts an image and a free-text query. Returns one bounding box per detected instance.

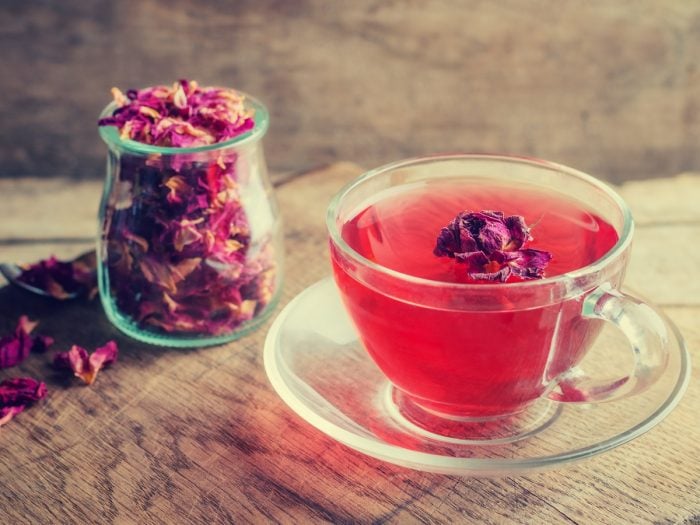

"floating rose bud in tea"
[434,210,552,282]
[97,80,282,346]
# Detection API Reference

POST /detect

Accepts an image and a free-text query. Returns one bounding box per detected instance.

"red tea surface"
[332,180,621,416]
[342,180,619,283]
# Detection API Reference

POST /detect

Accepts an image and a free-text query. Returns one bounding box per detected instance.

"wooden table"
[0,163,698,523]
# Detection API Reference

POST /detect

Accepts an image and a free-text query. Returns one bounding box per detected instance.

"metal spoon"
[0,262,69,298]
[0,251,96,299]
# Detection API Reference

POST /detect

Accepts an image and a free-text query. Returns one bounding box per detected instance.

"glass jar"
[97,94,283,347]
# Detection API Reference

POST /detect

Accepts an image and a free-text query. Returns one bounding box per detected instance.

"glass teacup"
[327,154,669,436]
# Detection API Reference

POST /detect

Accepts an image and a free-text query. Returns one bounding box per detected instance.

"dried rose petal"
[0,405,25,426]
[507,248,553,279]
[17,253,97,300]
[435,210,552,282]
[0,377,47,404]
[53,341,118,385]
[0,316,54,369]
[0,377,47,427]
[98,80,255,147]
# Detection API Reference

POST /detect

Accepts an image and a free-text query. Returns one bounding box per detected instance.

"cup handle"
[548,284,670,403]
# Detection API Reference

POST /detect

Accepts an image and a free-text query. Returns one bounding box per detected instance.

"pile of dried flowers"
[98,80,276,336]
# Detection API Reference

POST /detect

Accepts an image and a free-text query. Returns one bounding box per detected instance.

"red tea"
[331,180,620,416]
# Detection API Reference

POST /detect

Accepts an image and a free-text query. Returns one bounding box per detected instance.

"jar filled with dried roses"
[97,81,282,347]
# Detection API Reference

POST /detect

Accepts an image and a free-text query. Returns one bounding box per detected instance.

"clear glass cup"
[328,154,670,434]
[97,94,283,347]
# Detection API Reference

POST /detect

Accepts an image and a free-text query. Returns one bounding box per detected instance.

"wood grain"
[2,1,700,183]
[0,164,698,523]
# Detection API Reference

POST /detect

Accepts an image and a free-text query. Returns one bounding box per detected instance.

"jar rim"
[97,90,269,155]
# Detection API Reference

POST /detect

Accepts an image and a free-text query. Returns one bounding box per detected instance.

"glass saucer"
[263,278,690,475]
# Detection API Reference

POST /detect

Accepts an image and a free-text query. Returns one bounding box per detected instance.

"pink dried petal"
[0,405,25,427]
[17,316,38,334]
[454,251,490,273]
[507,248,553,279]
[54,345,92,384]
[138,257,201,294]
[0,377,47,404]
[111,87,128,107]
[89,341,119,372]
[470,266,512,282]
[1,337,30,365]
[165,175,190,204]
[0,377,47,427]
[504,215,530,249]
[53,341,118,385]
[173,83,188,109]
[477,215,517,253]
[172,219,204,252]
[0,316,53,369]
[139,106,161,120]
[433,222,477,258]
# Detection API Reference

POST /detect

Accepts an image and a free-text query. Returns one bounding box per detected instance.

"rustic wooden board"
[0,164,698,523]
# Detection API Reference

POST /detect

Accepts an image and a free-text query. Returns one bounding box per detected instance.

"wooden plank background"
[1,0,700,183]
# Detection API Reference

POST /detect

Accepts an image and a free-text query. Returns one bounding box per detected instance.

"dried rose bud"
[435,210,552,282]
[53,341,118,386]
[0,377,47,427]
[0,316,54,369]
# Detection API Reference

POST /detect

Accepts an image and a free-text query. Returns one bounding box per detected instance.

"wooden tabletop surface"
[0,163,698,524]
